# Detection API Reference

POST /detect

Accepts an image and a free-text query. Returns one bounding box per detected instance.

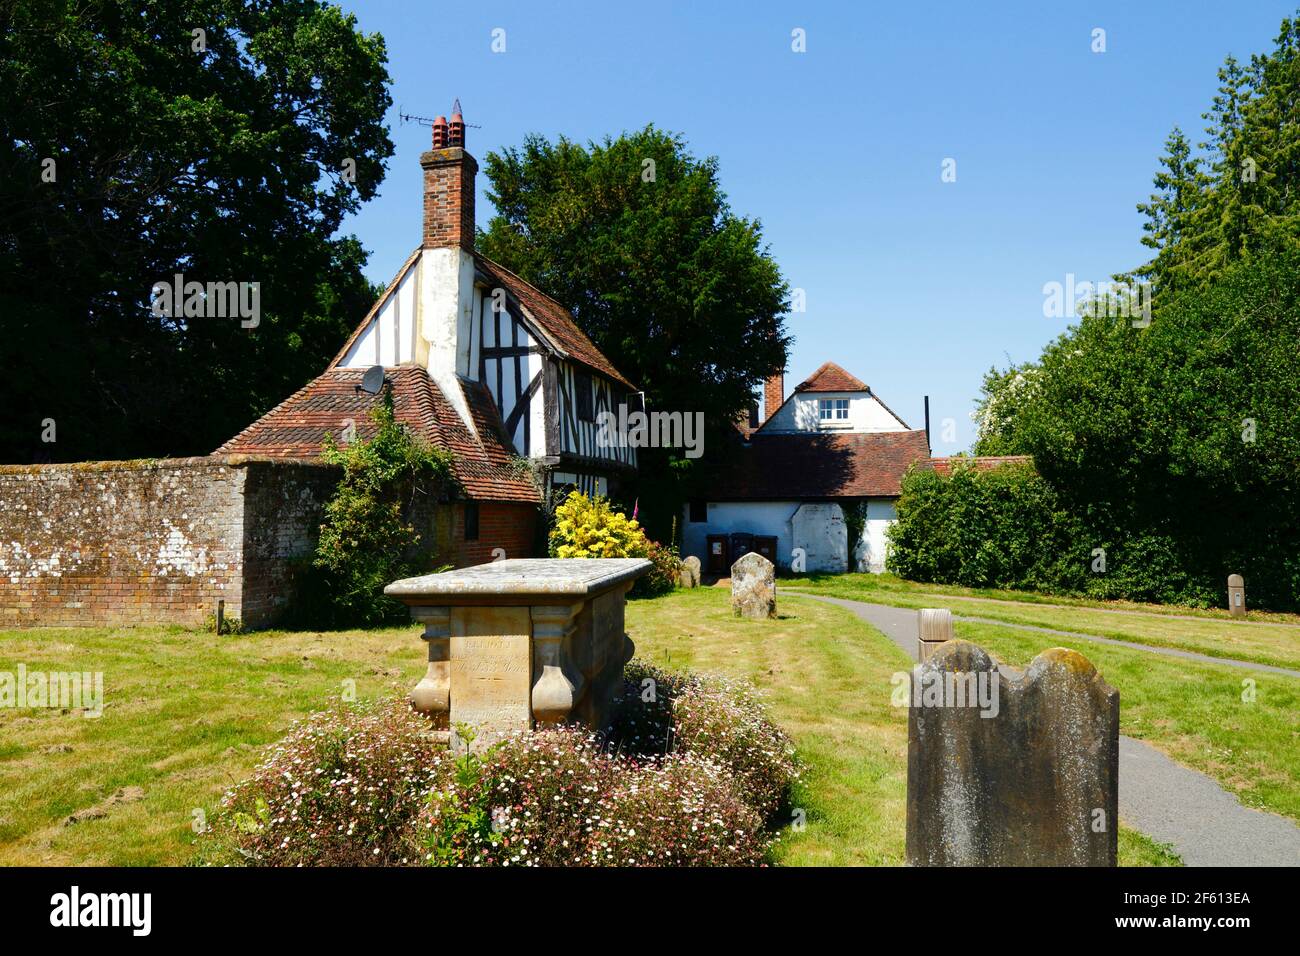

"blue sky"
[340,0,1297,452]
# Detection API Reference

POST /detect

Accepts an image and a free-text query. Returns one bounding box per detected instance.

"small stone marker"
[916,608,953,662]
[906,640,1119,866]
[730,551,776,619]
[679,555,701,589]
[384,558,651,747]
[1228,574,1246,618]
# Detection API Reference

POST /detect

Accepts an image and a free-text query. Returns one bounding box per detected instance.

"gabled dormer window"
[818,398,849,421]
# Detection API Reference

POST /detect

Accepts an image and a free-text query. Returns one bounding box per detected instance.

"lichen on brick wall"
[0,454,543,630]
[238,461,341,627]
[0,456,337,629]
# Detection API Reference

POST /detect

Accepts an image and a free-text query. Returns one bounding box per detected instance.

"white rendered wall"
[856,498,897,573]
[681,501,801,570]
[684,497,898,574]
[337,257,420,368]
[764,392,906,434]
[421,248,478,436]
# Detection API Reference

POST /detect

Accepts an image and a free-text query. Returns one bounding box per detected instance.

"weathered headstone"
[730,551,776,619]
[916,608,954,662]
[1228,573,1246,618]
[679,555,701,589]
[385,558,650,748]
[906,640,1119,866]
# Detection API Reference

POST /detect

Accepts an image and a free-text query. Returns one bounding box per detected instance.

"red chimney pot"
[432,116,448,149]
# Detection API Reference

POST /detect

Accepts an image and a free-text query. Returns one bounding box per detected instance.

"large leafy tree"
[476,126,790,538]
[0,0,393,462]
[960,10,1300,608]
[478,126,789,421]
[958,248,1300,608]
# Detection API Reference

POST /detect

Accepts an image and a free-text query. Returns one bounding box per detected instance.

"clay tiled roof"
[215,365,540,503]
[708,429,932,500]
[474,254,634,389]
[794,362,869,393]
[922,455,1033,476]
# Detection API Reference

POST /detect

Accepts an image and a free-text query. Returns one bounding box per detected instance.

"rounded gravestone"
[730,551,775,619]
[679,555,701,589]
[1227,573,1246,617]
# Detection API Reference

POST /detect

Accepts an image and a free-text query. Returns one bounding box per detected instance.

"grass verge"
[792,573,1300,671]
[626,589,1178,865]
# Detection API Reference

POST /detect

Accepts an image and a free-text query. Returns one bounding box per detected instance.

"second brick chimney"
[420,103,476,251]
[763,370,784,422]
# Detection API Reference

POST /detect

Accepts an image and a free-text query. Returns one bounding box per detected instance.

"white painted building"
[681,363,930,575]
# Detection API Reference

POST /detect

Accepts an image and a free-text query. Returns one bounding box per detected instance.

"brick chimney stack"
[420,100,476,251]
[763,370,784,422]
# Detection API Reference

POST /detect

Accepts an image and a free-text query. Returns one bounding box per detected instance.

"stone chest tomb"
[385,558,650,744]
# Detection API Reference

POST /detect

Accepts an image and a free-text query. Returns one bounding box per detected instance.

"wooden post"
[216,599,225,636]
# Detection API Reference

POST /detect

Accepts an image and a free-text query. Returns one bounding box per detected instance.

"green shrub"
[888,461,1086,592]
[548,491,649,558]
[587,751,768,866]
[610,659,800,820]
[307,392,457,627]
[418,725,617,866]
[886,461,1236,606]
[633,538,681,598]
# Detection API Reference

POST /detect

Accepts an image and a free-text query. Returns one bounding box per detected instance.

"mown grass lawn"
[950,620,1300,822]
[0,623,425,865]
[625,589,1179,866]
[793,573,1300,671]
[2,588,1182,866]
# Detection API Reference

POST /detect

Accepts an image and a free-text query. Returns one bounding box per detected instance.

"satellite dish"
[359,365,386,395]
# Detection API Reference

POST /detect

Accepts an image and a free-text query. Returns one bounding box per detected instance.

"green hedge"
[944,246,1300,612]
[885,462,1262,609]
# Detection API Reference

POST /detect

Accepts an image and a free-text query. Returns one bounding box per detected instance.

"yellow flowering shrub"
[548,492,650,559]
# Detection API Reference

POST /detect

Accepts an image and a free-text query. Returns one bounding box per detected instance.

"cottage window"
[819,398,849,421]
[464,502,480,541]
[689,500,708,523]
[575,371,594,422]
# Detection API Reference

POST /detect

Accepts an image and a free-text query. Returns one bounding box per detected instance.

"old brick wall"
[237,460,340,628]
[0,454,539,629]
[0,457,249,627]
[454,502,540,566]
